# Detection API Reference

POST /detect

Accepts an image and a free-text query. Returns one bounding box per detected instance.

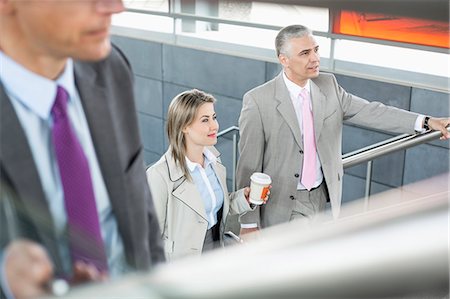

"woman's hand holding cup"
[245,172,272,205]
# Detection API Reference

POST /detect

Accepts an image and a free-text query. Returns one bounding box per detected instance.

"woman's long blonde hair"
[167,89,216,180]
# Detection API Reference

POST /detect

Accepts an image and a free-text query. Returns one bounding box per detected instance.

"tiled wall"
[111,35,449,203]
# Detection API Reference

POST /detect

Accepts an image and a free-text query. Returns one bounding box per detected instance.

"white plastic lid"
[250,172,272,185]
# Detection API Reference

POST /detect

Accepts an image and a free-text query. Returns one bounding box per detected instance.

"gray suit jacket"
[236,72,418,227]
[0,46,165,280]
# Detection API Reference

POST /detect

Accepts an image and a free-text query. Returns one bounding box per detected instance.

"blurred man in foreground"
[0,0,164,298]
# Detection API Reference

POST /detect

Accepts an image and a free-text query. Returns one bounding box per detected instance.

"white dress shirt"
[186,148,224,229]
[283,72,324,190]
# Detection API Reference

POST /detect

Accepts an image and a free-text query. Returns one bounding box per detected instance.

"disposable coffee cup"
[249,172,271,205]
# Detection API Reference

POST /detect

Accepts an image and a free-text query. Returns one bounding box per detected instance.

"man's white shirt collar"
[0,51,76,120]
[282,71,311,100]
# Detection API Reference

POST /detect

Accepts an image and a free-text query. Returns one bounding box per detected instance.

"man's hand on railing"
[428,117,450,140]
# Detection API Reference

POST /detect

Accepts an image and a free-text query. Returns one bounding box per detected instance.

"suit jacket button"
[290,195,295,200]
[299,150,304,154]
[294,173,299,178]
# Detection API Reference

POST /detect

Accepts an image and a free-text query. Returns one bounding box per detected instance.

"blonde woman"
[147,89,265,261]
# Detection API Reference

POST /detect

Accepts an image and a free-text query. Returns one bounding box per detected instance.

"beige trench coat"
[146,147,252,261]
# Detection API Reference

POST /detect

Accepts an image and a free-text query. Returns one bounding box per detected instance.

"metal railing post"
[364,160,373,211]
[217,126,240,192]
[232,132,237,192]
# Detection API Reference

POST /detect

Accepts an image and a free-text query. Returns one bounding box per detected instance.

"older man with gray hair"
[237,24,450,234]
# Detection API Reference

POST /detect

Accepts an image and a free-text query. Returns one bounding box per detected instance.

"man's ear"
[278,54,288,68]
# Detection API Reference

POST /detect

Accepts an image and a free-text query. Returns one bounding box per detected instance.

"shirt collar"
[282,71,311,99]
[0,51,77,120]
[185,148,218,172]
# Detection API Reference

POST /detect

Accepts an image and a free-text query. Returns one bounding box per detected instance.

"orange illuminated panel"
[333,10,449,49]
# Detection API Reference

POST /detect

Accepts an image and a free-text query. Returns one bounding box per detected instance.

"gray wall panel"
[410,88,449,117]
[403,144,449,184]
[370,181,392,196]
[134,76,163,118]
[162,45,266,99]
[111,36,162,80]
[342,174,365,203]
[144,150,162,167]
[410,88,450,149]
[371,152,405,188]
[215,95,242,130]
[162,119,169,151]
[342,174,394,205]
[265,62,281,82]
[138,113,164,156]
[162,83,188,120]
[335,74,411,111]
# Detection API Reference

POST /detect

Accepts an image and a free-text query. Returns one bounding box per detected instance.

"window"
[124,0,169,12]
[334,39,449,77]
[112,1,450,90]
[333,10,449,49]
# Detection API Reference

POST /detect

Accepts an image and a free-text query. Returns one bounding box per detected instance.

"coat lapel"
[172,182,207,221]
[165,150,208,221]
[275,73,303,149]
[0,83,62,272]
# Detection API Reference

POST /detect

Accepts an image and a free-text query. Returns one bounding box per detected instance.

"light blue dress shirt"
[0,51,129,285]
[186,149,225,229]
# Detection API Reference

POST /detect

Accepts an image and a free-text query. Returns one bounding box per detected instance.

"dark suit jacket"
[0,45,165,283]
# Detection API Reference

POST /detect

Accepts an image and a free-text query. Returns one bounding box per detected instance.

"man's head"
[0,0,124,77]
[276,25,320,86]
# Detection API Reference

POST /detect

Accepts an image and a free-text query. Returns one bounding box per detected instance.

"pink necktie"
[300,89,317,190]
[51,86,108,273]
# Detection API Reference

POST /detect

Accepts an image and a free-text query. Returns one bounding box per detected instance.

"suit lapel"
[310,80,326,142]
[0,83,62,272]
[73,62,136,250]
[74,63,116,175]
[275,73,303,149]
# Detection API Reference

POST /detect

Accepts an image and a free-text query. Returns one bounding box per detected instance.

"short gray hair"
[275,25,312,57]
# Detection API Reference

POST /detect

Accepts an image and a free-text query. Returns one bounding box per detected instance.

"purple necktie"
[51,86,108,273]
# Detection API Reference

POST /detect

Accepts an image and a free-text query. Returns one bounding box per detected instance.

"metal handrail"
[217,126,240,191]
[343,127,449,206]
[342,128,449,168]
[217,125,449,199]
[217,126,239,137]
